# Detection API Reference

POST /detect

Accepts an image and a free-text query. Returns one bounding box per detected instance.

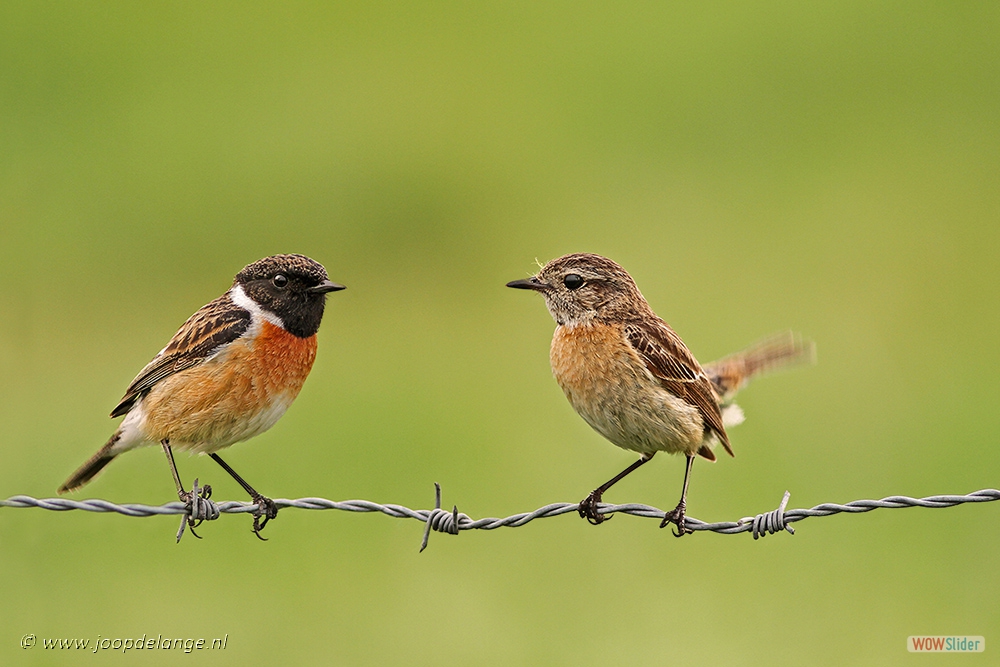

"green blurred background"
[2,2,998,665]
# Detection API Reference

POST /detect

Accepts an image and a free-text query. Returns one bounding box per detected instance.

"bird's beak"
[506,276,549,292]
[309,280,346,294]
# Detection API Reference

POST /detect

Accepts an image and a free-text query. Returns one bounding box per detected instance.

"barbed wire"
[2,486,997,550]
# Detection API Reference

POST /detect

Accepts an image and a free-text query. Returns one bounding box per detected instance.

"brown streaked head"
[236,254,345,338]
[507,253,651,325]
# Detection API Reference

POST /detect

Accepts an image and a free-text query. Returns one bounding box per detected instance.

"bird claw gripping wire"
[420,483,471,552]
[249,495,279,541]
[738,490,795,539]
[176,479,219,543]
[660,502,694,537]
[578,491,611,525]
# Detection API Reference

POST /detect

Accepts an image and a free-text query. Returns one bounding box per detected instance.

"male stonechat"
[58,254,344,539]
[508,253,812,536]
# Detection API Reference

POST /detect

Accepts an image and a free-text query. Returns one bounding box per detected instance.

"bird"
[507,252,813,535]
[58,254,345,539]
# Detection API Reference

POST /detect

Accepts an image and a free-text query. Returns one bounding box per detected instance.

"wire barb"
[4,487,997,547]
[738,490,794,539]
[175,478,219,543]
[419,483,470,553]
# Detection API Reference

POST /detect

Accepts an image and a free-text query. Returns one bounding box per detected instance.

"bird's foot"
[250,494,278,541]
[578,490,611,525]
[660,501,693,537]
[176,479,218,542]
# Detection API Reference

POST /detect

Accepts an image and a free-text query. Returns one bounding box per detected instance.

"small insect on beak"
[506,277,550,292]
[309,280,346,294]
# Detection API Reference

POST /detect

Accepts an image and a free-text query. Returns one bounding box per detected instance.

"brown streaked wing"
[624,319,733,457]
[623,320,700,383]
[110,295,251,418]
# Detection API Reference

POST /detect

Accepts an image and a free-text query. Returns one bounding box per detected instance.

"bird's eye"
[272,274,288,288]
[563,273,584,290]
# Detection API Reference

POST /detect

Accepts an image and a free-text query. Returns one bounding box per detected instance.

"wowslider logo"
[908,636,984,653]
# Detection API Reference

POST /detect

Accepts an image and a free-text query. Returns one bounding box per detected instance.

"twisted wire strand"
[3,488,997,550]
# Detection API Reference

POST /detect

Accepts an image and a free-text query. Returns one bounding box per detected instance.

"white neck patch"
[229,284,285,329]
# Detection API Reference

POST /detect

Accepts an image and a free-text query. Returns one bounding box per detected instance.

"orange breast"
[550,321,705,455]
[550,322,650,408]
[142,321,318,451]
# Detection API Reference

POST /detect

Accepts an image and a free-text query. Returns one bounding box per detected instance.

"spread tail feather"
[704,331,815,403]
[57,433,122,494]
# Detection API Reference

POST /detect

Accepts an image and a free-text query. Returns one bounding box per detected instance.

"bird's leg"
[162,439,214,541]
[209,453,277,540]
[161,439,186,499]
[579,454,654,525]
[660,454,695,537]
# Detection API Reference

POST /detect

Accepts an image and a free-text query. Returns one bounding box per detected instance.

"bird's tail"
[57,431,123,494]
[704,331,815,404]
